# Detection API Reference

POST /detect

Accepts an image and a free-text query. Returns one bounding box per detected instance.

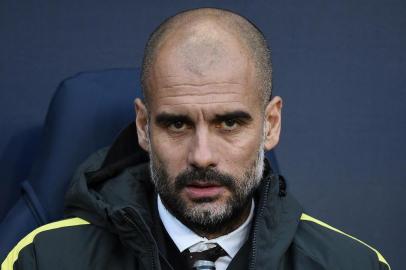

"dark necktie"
[182,243,228,270]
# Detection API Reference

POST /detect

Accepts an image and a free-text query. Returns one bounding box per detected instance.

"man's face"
[135,26,282,234]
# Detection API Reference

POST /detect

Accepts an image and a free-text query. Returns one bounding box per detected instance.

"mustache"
[175,168,236,190]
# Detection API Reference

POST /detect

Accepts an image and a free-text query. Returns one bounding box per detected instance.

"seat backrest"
[31,68,142,220]
[0,68,141,259]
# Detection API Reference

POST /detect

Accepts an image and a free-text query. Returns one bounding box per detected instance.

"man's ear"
[263,96,283,151]
[134,98,150,152]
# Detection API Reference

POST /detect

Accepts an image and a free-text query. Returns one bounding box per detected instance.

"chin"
[184,198,232,219]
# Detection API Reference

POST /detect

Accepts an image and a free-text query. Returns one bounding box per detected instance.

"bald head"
[141,8,272,108]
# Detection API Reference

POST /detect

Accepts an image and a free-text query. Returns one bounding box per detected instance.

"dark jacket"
[2,124,390,270]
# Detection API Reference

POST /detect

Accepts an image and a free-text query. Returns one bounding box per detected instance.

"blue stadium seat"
[0,68,140,260]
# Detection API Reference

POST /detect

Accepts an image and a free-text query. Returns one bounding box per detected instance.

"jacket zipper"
[122,207,159,270]
[249,176,272,270]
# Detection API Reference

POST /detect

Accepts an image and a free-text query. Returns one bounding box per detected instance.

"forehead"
[146,30,261,114]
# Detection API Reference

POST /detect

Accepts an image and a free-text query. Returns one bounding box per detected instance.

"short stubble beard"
[148,126,265,236]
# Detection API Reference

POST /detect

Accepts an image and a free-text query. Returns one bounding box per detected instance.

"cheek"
[150,131,190,176]
[217,130,263,173]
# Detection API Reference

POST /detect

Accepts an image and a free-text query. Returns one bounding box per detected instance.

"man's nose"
[187,127,218,169]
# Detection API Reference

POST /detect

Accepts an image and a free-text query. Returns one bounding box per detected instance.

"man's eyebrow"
[155,112,193,125]
[214,111,253,122]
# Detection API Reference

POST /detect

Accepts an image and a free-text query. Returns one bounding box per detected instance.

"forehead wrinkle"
[161,82,241,89]
[159,100,243,106]
[156,91,243,106]
[158,91,241,98]
[156,103,251,123]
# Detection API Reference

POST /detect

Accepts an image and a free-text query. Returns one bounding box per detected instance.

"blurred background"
[0,1,405,269]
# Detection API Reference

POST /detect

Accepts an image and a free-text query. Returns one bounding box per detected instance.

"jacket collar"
[249,170,302,269]
[64,123,303,270]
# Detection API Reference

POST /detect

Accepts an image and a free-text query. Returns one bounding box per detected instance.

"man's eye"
[169,121,186,131]
[224,119,237,127]
[217,119,239,130]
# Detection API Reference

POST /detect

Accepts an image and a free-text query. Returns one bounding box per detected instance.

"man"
[2,8,390,270]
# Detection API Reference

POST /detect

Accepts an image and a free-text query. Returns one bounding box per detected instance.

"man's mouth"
[184,180,226,199]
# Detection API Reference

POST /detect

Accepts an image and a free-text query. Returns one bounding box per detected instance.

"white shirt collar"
[157,195,255,259]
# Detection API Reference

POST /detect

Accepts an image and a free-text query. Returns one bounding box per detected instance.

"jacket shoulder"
[1,218,90,270]
[293,213,390,270]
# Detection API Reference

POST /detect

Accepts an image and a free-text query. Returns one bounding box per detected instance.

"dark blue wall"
[1,1,404,269]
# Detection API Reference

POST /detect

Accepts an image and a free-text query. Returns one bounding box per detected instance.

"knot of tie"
[182,243,227,270]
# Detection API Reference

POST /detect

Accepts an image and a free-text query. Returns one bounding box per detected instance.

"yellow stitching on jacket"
[300,213,391,270]
[1,217,90,270]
